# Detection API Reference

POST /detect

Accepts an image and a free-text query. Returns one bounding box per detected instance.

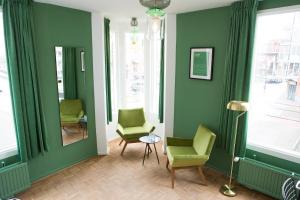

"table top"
[139,134,161,144]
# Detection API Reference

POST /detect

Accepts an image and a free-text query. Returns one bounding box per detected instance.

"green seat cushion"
[61,114,80,123]
[167,146,208,168]
[116,121,155,142]
[121,126,150,140]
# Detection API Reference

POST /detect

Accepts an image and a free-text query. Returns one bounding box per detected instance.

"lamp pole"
[227,111,246,195]
[221,100,249,197]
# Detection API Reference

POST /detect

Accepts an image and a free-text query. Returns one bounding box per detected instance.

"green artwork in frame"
[190,47,214,80]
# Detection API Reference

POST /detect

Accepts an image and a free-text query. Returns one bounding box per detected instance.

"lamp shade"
[227,100,249,112]
[146,8,165,40]
[139,0,170,9]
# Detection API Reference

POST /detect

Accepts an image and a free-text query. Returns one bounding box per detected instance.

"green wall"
[174,6,231,173]
[28,3,97,181]
[174,0,300,174]
[25,0,300,184]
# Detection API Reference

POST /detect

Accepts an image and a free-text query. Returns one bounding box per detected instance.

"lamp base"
[220,184,236,197]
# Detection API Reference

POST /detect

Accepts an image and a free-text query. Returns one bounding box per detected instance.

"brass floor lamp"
[221,100,249,197]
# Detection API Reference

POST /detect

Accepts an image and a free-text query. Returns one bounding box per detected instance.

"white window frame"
[0,8,18,160]
[247,5,300,164]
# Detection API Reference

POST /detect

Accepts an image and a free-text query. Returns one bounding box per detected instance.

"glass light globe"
[146,8,165,40]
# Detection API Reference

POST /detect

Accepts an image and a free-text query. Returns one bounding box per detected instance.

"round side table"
[139,134,161,165]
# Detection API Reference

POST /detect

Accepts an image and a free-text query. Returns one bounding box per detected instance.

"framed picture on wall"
[189,47,214,80]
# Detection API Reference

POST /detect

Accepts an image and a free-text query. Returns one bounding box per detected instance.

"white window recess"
[106,18,164,141]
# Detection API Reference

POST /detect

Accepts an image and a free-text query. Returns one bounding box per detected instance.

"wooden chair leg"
[171,168,175,189]
[119,139,123,146]
[121,142,127,156]
[166,158,169,169]
[198,167,207,186]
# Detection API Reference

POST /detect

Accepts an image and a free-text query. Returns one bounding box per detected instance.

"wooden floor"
[18,139,274,200]
[62,127,87,146]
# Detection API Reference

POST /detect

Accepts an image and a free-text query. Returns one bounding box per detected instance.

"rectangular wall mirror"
[55,46,88,146]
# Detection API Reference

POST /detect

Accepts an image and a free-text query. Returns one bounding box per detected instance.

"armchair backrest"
[60,99,83,115]
[118,108,146,128]
[193,125,216,156]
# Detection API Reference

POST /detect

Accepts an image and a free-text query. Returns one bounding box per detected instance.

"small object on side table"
[139,134,161,165]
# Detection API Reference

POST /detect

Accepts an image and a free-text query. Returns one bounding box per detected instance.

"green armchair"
[60,99,84,126]
[166,124,216,188]
[117,108,155,155]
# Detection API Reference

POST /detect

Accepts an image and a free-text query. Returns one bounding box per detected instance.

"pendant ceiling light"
[139,0,170,40]
[130,17,139,45]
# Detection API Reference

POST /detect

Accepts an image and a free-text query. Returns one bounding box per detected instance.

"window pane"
[0,10,18,159]
[124,33,145,108]
[149,38,161,115]
[109,23,162,121]
[247,11,300,163]
[55,47,64,100]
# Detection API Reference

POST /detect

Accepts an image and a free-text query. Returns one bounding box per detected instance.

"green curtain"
[62,47,77,99]
[218,0,258,157]
[158,38,165,123]
[2,0,48,161]
[104,18,112,124]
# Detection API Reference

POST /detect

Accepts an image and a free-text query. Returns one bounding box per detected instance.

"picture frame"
[189,47,214,80]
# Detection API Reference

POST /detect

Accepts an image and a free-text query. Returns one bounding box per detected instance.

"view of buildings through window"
[247,10,300,162]
[0,10,18,159]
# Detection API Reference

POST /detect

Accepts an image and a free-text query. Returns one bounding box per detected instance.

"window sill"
[0,146,18,160]
[247,142,300,164]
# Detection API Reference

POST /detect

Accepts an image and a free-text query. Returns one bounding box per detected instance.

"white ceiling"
[35,0,237,18]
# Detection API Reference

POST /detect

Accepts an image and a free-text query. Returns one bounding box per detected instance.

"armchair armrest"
[167,137,193,146]
[116,124,125,135]
[77,110,84,119]
[143,121,155,133]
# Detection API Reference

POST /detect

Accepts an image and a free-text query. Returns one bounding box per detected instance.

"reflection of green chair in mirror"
[60,99,84,129]
[116,108,155,155]
[166,124,216,188]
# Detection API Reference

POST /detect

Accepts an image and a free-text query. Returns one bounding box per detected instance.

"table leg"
[149,145,152,153]
[153,143,159,164]
[81,124,84,139]
[142,143,148,165]
[147,144,151,157]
